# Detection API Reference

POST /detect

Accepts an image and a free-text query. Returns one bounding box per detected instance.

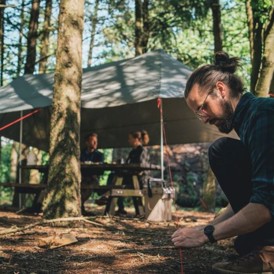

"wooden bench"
[0,183,110,195]
[0,183,46,194]
[1,182,111,212]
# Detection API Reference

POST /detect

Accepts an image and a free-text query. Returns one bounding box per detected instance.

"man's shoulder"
[80,149,88,157]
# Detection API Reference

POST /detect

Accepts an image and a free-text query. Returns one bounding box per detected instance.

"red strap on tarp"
[0,109,40,132]
[157,97,162,113]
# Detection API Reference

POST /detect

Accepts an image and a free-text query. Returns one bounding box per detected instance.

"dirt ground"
[0,204,237,274]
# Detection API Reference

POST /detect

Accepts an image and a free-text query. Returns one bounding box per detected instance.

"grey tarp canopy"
[0,50,235,151]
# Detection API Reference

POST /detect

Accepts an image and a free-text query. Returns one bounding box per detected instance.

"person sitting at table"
[116,130,150,217]
[80,132,104,216]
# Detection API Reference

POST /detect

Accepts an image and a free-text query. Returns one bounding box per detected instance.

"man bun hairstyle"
[214,51,240,74]
[130,130,150,146]
[185,51,244,98]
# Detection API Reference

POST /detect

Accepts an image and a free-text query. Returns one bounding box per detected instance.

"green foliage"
[163,0,250,88]
[251,0,273,23]
[1,0,269,84]
[100,0,211,61]
[175,172,200,207]
[0,139,13,202]
[99,2,135,61]
[99,148,113,185]
[220,0,251,88]
[41,151,50,165]
[149,0,209,33]
[0,140,12,182]
[99,0,251,90]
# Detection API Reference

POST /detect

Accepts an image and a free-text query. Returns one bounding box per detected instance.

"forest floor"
[0,204,237,274]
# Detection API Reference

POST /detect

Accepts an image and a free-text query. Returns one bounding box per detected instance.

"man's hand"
[171,226,208,248]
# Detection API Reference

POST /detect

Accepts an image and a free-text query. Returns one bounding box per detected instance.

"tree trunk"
[42,0,84,219]
[270,72,274,96]
[35,0,53,186]
[245,0,254,65]
[17,0,26,76]
[141,0,149,54]
[252,23,263,94]
[0,0,5,86]
[39,0,52,73]
[0,0,6,159]
[255,8,274,97]
[211,0,223,52]
[24,0,41,74]
[135,0,150,56]
[17,0,41,204]
[135,0,143,56]
[246,0,263,93]
[87,0,99,67]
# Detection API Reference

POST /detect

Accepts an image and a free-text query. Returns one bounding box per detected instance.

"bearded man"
[172,51,274,274]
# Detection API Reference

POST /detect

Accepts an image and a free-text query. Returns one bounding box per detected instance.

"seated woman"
[116,130,150,217]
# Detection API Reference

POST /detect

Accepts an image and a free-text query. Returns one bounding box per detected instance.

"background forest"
[0,0,273,215]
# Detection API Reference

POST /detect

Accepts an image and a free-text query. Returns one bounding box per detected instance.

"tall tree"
[254,7,274,96]
[39,0,52,73]
[24,0,41,74]
[246,0,274,96]
[134,0,149,56]
[0,0,2,168]
[43,0,84,219]
[0,0,6,86]
[17,0,26,76]
[141,0,149,52]
[33,0,54,187]
[135,0,143,56]
[87,0,99,67]
[270,73,274,95]
[16,0,41,205]
[210,0,223,52]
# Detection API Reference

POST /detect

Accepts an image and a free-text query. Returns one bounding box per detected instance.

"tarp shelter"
[0,50,235,151]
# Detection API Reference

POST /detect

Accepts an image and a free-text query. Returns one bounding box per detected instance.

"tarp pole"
[160,112,164,180]
[19,111,23,208]
[157,98,164,180]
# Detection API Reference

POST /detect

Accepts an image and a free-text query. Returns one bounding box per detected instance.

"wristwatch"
[203,225,217,243]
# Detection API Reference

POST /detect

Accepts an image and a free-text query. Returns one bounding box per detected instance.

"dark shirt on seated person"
[80,149,104,181]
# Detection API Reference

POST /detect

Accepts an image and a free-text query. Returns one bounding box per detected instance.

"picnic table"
[1,162,161,214]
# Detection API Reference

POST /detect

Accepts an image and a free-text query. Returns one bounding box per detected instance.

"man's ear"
[216,81,227,98]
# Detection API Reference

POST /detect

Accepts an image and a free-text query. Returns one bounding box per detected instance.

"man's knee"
[208,137,244,165]
[209,137,233,164]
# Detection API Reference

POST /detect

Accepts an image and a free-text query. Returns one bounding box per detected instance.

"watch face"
[204,225,216,243]
[204,225,214,234]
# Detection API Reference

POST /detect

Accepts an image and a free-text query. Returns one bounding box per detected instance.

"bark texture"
[43,0,84,219]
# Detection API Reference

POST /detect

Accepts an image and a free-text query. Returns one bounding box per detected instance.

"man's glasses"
[195,90,213,121]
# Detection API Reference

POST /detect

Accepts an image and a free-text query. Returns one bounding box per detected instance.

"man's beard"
[210,101,234,133]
